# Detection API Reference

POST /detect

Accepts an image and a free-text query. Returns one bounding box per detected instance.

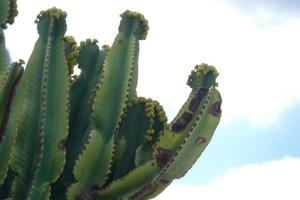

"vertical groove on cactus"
[0,61,23,142]
[0,3,222,199]
[0,61,23,185]
[0,168,14,198]
[0,64,17,138]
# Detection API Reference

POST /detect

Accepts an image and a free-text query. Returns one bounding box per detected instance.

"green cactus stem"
[0,2,222,199]
[66,10,149,200]
[0,0,18,28]
[8,8,69,199]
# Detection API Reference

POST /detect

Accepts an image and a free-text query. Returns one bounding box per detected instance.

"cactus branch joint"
[0,1,222,199]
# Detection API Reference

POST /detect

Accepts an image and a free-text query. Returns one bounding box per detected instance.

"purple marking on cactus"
[189,88,209,112]
[159,179,172,185]
[208,101,222,117]
[129,182,151,200]
[195,137,206,145]
[58,139,67,150]
[171,112,193,133]
[155,147,171,168]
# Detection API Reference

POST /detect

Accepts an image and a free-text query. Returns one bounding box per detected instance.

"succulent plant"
[0,0,222,199]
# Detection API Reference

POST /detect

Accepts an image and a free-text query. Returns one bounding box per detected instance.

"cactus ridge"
[0,2,222,199]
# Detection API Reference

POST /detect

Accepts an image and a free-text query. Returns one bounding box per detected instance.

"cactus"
[0,1,222,199]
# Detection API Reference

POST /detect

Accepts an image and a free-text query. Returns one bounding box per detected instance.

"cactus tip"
[64,36,79,73]
[18,59,25,65]
[120,10,149,40]
[187,63,219,89]
[79,38,98,49]
[102,44,110,53]
[35,7,67,23]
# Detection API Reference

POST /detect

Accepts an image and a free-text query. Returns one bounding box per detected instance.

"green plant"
[0,1,222,199]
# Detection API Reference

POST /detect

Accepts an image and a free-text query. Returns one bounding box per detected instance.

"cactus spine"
[0,1,222,199]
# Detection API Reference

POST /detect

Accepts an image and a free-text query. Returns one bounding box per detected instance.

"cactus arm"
[134,101,168,166]
[8,8,69,200]
[0,61,23,185]
[91,10,148,131]
[112,98,159,180]
[66,10,149,199]
[0,0,18,74]
[158,64,221,179]
[131,64,222,199]
[135,89,221,199]
[95,160,160,200]
[160,89,221,180]
[0,29,10,75]
[0,0,17,28]
[10,36,47,199]
[51,40,105,200]
[29,11,70,200]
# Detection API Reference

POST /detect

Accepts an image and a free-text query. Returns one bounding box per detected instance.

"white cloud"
[4,0,300,127]
[154,157,300,200]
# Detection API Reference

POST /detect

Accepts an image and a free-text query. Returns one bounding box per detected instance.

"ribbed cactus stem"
[8,8,69,199]
[66,10,149,199]
[0,0,18,29]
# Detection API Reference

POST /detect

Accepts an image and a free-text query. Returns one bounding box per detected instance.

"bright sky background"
[4,0,300,199]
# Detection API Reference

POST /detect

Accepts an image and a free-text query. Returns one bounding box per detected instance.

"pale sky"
[4,0,300,199]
